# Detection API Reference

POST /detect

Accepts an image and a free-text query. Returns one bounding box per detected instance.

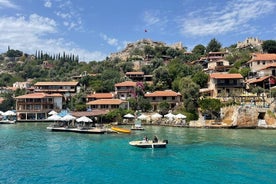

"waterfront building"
[86,99,129,110]
[200,73,244,98]
[247,53,276,72]
[15,93,63,121]
[86,93,114,102]
[115,81,137,100]
[34,81,80,95]
[144,90,182,111]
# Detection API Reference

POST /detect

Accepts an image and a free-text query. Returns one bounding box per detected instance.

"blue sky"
[0,0,275,62]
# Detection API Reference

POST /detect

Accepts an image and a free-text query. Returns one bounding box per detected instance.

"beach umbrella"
[47,114,61,121]
[60,114,76,121]
[137,114,148,120]
[175,113,186,119]
[3,110,16,116]
[123,113,135,119]
[164,112,175,120]
[48,110,57,115]
[151,113,162,120]
[76,116,93,123]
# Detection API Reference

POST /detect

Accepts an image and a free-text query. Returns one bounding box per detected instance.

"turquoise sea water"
[1,123,276,184]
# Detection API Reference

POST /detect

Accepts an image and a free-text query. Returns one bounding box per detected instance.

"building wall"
[53,97,63,109]
[249,60,275,72]
[115,86,136,100]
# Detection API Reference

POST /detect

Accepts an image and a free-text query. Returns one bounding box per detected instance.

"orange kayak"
[111,126,131,134]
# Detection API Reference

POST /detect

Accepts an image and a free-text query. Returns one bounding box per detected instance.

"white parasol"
[76,116,93,123]
[47,114,61,121]
[60,114,76,121]
[123,113,135,119]
[151,113,163,120]
[175,113,186,119]
[3,110,16,116]
[48,110,57,115]
[137,114,148,120]
[164,112,175,120]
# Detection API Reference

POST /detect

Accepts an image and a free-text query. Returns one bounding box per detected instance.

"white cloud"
[100,33,129,52]
[44,0,52,8]
[54,0,82,31]
[143,10,160,26]
[0,14,106,62]
[179,0,276,36]
[0,0,19,9]
[100,34,118,46]
[142,10,168,33]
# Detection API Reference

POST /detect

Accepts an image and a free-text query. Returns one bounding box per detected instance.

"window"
[34,105,40,110]
[163,97,167,100]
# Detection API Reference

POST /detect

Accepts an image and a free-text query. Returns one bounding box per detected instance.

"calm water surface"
[0,123,276,184]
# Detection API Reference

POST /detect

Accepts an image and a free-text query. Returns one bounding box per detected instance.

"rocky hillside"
[222,106,276,128]
[109,39,184,61]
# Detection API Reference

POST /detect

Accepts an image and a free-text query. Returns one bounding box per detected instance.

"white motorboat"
[129,139,168,148]
[0,119,16,124]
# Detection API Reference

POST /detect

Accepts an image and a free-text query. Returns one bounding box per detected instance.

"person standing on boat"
[143,136,148,142]
[153,136,158,143]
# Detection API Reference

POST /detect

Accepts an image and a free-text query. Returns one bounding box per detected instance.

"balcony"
[215,83,244,88]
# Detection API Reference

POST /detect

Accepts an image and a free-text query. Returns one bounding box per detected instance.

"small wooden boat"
[111,126,131,134]
[129,139,168,148]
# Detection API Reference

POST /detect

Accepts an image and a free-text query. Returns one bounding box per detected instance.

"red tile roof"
[126,72,144,75]
[246,76,271,84]
[115,81,137,87]
[144,90,181,97]
[15,93,63,99]
[86,99,126,105]
[34,81,79,86]
[257,63,276,71]
[210,73,243,79]
[87,93,113,99]
[248,53,276,63]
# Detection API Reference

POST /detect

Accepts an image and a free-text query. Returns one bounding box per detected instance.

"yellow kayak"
[111,126,131,134]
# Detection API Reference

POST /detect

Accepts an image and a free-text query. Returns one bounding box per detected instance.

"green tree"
[192,71,209,88]
[229,68,239,74]
[206,38,222,53]
[166,48,180,58]
[262,40,276,53]
[152,66,171,90]
[144,45,155,56]
[239,67,251,78]
[101,69,122,92]
[158,101,170,115]
[192,44,206,55]
[0,92,15,111]
[128,98,138,111]
[118,61,134,73]
[6,49,23,57]
[179,77,200,113]
[137,97,151,112]
[199,98,222,119]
